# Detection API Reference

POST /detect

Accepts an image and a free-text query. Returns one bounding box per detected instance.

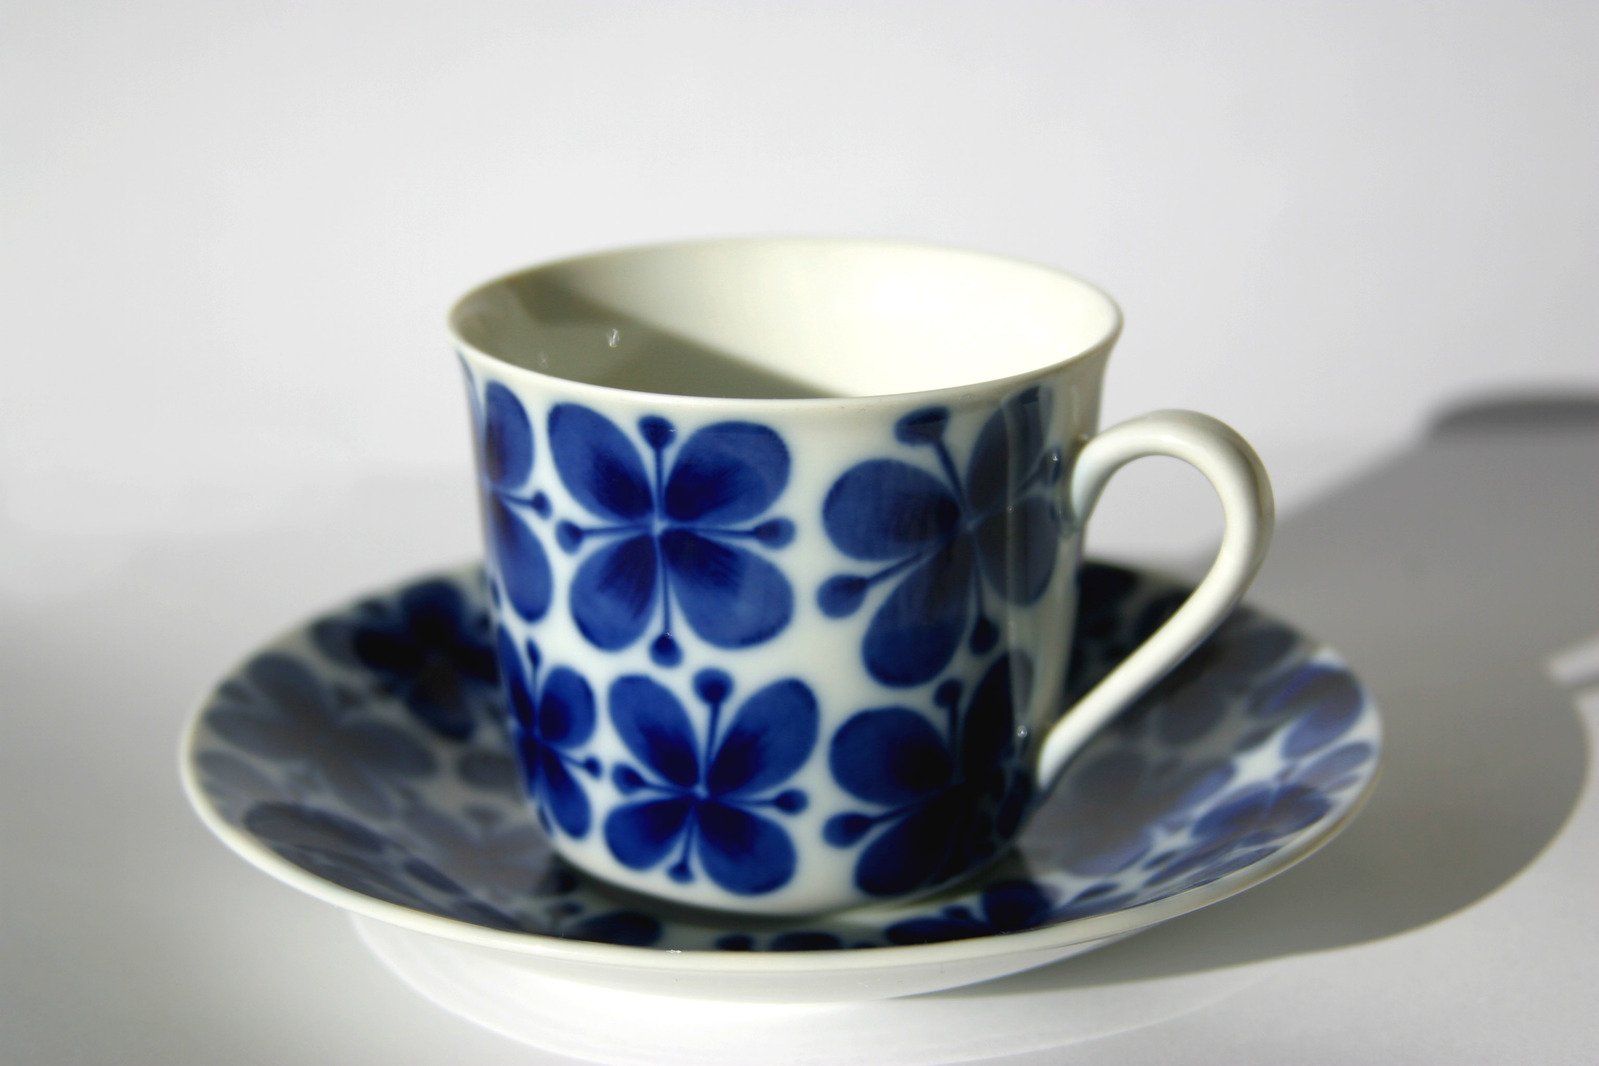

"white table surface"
[5,4,1598,1064]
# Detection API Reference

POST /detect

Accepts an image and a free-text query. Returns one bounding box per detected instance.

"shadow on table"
[956,390,1599,996]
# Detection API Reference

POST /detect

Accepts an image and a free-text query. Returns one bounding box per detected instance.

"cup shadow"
[951,390,1599,994]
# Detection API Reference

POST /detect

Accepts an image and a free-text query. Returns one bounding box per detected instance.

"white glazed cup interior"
[449,238,1123,401]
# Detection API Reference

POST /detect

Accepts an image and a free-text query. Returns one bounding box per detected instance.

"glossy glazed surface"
[182,561,1380,1000]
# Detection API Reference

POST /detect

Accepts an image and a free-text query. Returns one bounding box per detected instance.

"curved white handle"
[1034,410,1274,789]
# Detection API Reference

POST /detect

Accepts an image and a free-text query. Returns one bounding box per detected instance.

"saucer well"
[180,561,1381,1003]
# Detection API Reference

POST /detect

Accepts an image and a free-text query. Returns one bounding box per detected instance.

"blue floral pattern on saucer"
[184,563,1381,958]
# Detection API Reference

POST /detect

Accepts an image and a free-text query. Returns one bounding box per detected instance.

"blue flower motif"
[884,879,1138,945]
[767,931,848,951]
[312,577,498,739]
[530,867,667,945]
[206,653,436,819]
[1140,780,1331,892]
[1250,662,1365,755]
[192,748,298,822]
[548,404,794,666]
[818,387,1062,687]
[603,669,818,896]
[1139,667,1373,894]
[1136,615,1299,746]
[468,375,554,622]
[559,909,664,947]
[498,632,601,840]
[1050,748,1234,877]
[824,654,1034,898]
[398,802,550,899]
[244,801,525,931]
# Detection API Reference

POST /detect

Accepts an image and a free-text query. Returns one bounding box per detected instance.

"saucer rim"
[177,560,1384,979]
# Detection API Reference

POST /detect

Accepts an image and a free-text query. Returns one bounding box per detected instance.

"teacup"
[449,238,1272,916]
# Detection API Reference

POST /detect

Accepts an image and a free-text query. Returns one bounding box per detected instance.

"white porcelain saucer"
[180,561,1381,1004]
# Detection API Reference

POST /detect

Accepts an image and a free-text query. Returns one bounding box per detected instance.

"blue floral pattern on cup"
[818,387,1063,687]
[496,631,601,840]
[187,563,1380,954]
[471,380,555,623]
[823,654,1035,897]
[547,404,796,666]
[604,669,818,895]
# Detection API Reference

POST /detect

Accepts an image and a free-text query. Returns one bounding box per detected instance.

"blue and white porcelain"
[181,562,1382,1002]
[449,238,1276,914]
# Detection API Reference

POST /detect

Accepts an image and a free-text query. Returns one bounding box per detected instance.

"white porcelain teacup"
[449,238,1272,916]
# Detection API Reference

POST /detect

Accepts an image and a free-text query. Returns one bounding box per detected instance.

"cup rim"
[448,236,1125,410]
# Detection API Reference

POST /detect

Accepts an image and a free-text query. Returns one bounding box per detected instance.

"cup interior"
[450,239,1121,400]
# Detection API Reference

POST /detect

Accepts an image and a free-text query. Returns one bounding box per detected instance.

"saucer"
[180,561,1381,1003]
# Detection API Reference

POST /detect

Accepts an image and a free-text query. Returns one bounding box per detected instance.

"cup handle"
[1034,410,1275,790]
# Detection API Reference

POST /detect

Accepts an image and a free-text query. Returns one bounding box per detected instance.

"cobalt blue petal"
[894,406,951,445]
[535,747,592,839]
[853,793,962,897]
[1279,667,1363,757]
[1293,741,1376,790]
[499,644,538,734]
[609,675,701,788]
[695,800,797,895]
[767,931,845,951]
[394,579,471,639]
[972,495,1061,604]
[966,386,1049,516]
[816,574,870,618]
[340,619,414,678]
[861,537,974,687]
[564,911,662,947]
[1049,886,1140,922]
[884,912,987,945]
[1193,784,1327,848]
[705,679,818,799]
[957,654,1026,777]
[978,878,1057,932]
[829,707,952,808]
[1251,662,1355,724]
[660,530,794,650]
[890,881,1057,943]
[569,533,657,651]
[341,720,437,777]
[490,499,554,622]
[378,578,495,712]
[603,797,695,871]
[208,655,331,757]
[821,459,959,561]
[537,666,596,749]
[244,801,389,855]
[662,421,790,525]
[249,653,342,725]
[1056,820,1155,877]
[548,403,653,521]
[205,704,306,761]
[482,382,535,488]
[965,409,1014,520]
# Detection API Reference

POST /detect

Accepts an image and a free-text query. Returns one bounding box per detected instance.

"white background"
[4,3,1598,1064]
